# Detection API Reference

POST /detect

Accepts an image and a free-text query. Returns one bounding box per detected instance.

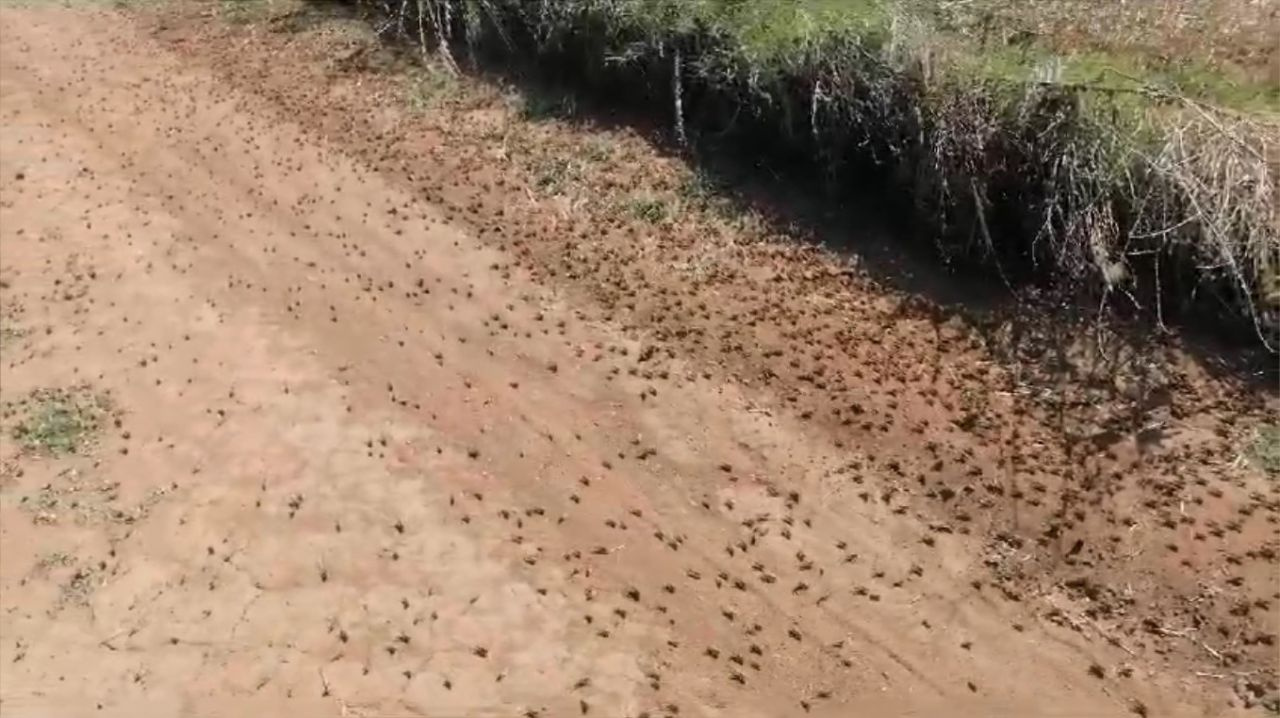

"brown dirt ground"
[0,2,1275,717]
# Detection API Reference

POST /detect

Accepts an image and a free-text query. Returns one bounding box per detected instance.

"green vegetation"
[1250,424,1280,476]
[352,0,1277,349]
[6,387,111,456]
[404,63,460,111]
[625,194,670,224]
[650,0,1277,112]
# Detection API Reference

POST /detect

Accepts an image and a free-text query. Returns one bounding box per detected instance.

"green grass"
[969,42,1279,114]
[624,195,670,224]
[573,0,1276,113]
[7,387,111,456]
[660,0,891,59]
[1249,424,1280,476]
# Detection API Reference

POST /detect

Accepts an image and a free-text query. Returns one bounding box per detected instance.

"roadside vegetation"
[348,0,1277,352]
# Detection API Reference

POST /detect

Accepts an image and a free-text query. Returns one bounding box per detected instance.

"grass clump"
[351,0,1278,350]
[6,387,111,456]
[625,194,670,224]
[404,63,460,111]
[1249,424,1280,476]
[531,156,583,195]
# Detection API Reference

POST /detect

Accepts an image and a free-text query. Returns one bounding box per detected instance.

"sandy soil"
[0,3,1275,717]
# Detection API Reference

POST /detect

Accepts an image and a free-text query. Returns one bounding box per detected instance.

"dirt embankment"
[0,3,1275,718]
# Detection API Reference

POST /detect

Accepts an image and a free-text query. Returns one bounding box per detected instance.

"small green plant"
[405,65,459,112]
[626,195,669,224]
[1249,424,1280,475]
[9,387,110,456]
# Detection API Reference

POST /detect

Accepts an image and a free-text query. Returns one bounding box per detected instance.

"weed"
[677,170,736,219]
[8,387,111,456]
[1248,425,1280,476]
[625,195,669,224]
[404,64,459,112]
[582,137,613,163]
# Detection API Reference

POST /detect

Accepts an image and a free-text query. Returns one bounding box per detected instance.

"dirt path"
[0,4,1271,718]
